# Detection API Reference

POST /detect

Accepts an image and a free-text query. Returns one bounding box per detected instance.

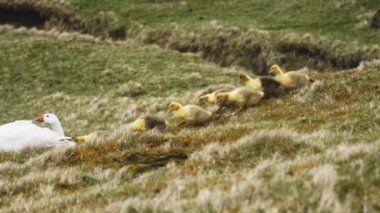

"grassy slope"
[0,0,380,211]
[70,0,380,45]
[0,31,234,134]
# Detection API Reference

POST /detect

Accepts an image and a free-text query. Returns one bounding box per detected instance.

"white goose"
[0,113,75,151]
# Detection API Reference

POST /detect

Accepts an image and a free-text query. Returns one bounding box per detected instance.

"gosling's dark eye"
[46,115,50,117]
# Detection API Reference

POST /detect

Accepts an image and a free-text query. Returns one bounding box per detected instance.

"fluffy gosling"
[199,87,234,105]
[216,87,264,114]
[129,115,167,132]
[269,64,313,88]
[169,102,212,126]
[75,130,108,144]
[239,73,285,99]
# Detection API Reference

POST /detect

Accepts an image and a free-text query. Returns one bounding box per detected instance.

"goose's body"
[169,102,212,126]
[0,114,74,152]
[216,87,264,113]
[269,65,312,88]
[239,73,285,98]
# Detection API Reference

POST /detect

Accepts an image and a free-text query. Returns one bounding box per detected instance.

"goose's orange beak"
[35,114,44,122]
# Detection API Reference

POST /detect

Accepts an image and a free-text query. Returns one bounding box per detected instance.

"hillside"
[0,0,379,212]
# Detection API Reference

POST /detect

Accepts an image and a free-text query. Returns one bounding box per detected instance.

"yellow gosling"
[199,87,233,105]
[169,102,212,126]
[269,64,313,88]
[239,73,263,91]
[129,115,167,132]
[239,73,285,99]
[216,87,264,114]
[75,130,107,144]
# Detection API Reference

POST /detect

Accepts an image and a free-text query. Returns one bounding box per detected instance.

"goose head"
[269,64,282,75]
[35,113,65,136]
[129,118,146,131]
[169,102,183,112]
[35,113,59,125]
[239,73,251,84]
[75,131,106,143]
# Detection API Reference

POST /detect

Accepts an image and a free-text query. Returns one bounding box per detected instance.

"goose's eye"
[46,115,50,117]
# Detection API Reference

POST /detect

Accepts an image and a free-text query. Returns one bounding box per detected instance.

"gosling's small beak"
[35,114,44,122]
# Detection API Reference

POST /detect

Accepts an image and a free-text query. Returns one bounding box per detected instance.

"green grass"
[0,33,222,97]
[0,0,380,211]
[0,31,235,134]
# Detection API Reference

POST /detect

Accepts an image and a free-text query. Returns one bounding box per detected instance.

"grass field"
[0,0,379,211]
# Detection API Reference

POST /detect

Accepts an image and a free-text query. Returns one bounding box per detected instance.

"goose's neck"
[276,68,285,76]
[248,75,256,82]
[51,122,65,136]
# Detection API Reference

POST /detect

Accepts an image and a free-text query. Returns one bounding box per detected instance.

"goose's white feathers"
[0,119,74,152]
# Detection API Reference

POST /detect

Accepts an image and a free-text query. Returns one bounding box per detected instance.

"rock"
[371,10,380,29]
